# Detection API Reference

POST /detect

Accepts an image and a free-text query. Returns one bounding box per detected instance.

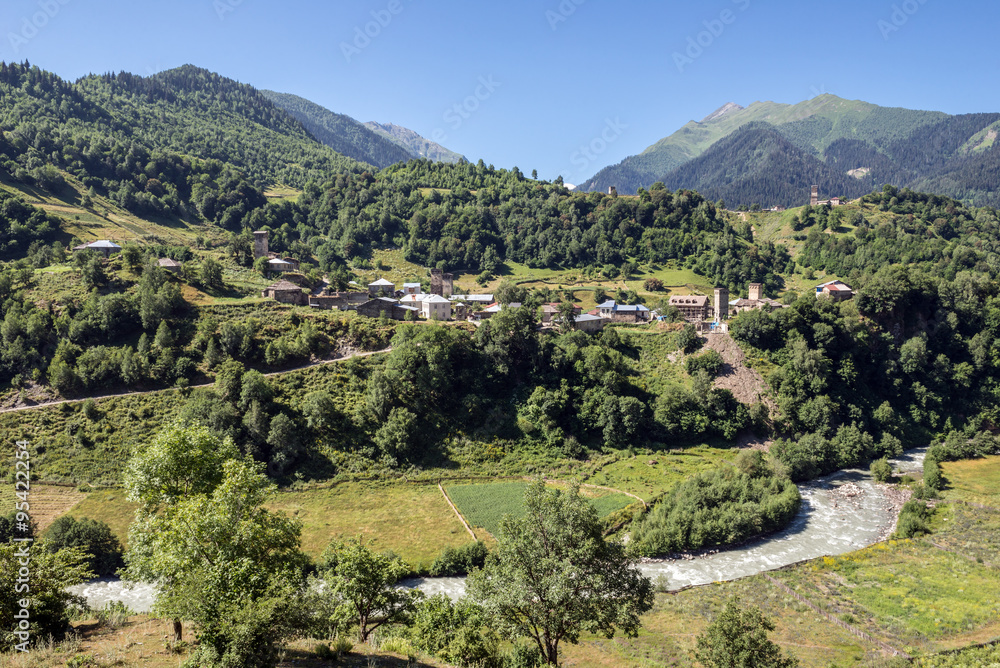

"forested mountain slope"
[260,90,414,168]
[658,122,868,207]
[0,62,374,232]
[582,94,1000,207]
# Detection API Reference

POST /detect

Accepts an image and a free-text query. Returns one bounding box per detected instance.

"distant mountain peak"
[701,102,744,124]
[364,121,465,164]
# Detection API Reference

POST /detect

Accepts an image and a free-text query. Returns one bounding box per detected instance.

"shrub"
[429,541,488,577]
[409,594,500,666]
[686,349,724,378]
[44,516,123,577]
[378,635,417,660]
[770,433,837,482]
[629,466,800,556]
[95,601,133,630]
[923,455,943,491]
[870,457,893,483]
[331,636,353,656]
[676,324,701,354]
[894,500,932,539]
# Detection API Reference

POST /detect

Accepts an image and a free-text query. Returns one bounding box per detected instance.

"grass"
[445,481,634,539]
[0,615,452,667]
[941,455,1000,506]
[1,392,187,486]
[581,445,737,502]
[266,482,475,569]
[560,574,872,668]
[773,533,1000,655]
[64,489,139,549]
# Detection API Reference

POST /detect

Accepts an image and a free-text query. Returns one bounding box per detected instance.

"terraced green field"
[445,481,634,539]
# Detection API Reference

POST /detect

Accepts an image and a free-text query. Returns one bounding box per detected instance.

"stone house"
[267,258,294,273]
[73,240,122,258]
[816,280,854,301]
[668,296,710,322]
[540,303,582,324]
[368,278,396,297]
[357,298,417,321]
[262,279,307,305]
[572,313,604,333]
[421,294,452,321]
[157,258,182,274]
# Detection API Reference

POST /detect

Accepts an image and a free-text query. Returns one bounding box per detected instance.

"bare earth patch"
[703,332,776,410]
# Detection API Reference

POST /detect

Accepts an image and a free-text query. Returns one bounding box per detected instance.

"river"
[69,448,926,609]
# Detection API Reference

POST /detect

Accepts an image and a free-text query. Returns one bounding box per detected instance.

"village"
[244,226,856,331]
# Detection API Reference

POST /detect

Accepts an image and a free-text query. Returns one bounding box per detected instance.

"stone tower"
[430,268,443,296]
[253,230,269,259]
[442,272,454,298]
[810,185,819,207]
[714,287,729,321]
[748,283,763,301]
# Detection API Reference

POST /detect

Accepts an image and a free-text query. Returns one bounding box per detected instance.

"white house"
[421,294,452,321]
[267,258,294,273]
[72,240,122,258]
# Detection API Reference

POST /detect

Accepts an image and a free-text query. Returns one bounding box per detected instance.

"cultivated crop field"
[0,483,85,533]
[445,481,634,539]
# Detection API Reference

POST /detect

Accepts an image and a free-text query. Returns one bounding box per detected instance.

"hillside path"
[0,348,391,416]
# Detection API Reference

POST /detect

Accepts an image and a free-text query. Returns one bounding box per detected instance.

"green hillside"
[260,90,414,168]
[582,95,903,193]
[659,122,868,207]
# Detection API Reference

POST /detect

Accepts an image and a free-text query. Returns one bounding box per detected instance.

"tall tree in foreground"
[467,481,653,665]
[123,422,307,667]
[695,597,799,668]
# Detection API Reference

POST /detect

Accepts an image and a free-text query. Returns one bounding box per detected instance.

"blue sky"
[3,0,998,183]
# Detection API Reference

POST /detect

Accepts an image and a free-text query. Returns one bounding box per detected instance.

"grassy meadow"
[266,481,474,568]
[580,445,738,502]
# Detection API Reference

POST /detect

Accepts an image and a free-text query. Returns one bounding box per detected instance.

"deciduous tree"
[467,481,653,665]
[695,597,799,668]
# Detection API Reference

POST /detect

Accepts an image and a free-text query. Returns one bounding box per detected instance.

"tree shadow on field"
[281,646,441,667]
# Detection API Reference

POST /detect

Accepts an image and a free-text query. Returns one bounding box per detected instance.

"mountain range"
[581,95,1000,207]
[260,90,464,169]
